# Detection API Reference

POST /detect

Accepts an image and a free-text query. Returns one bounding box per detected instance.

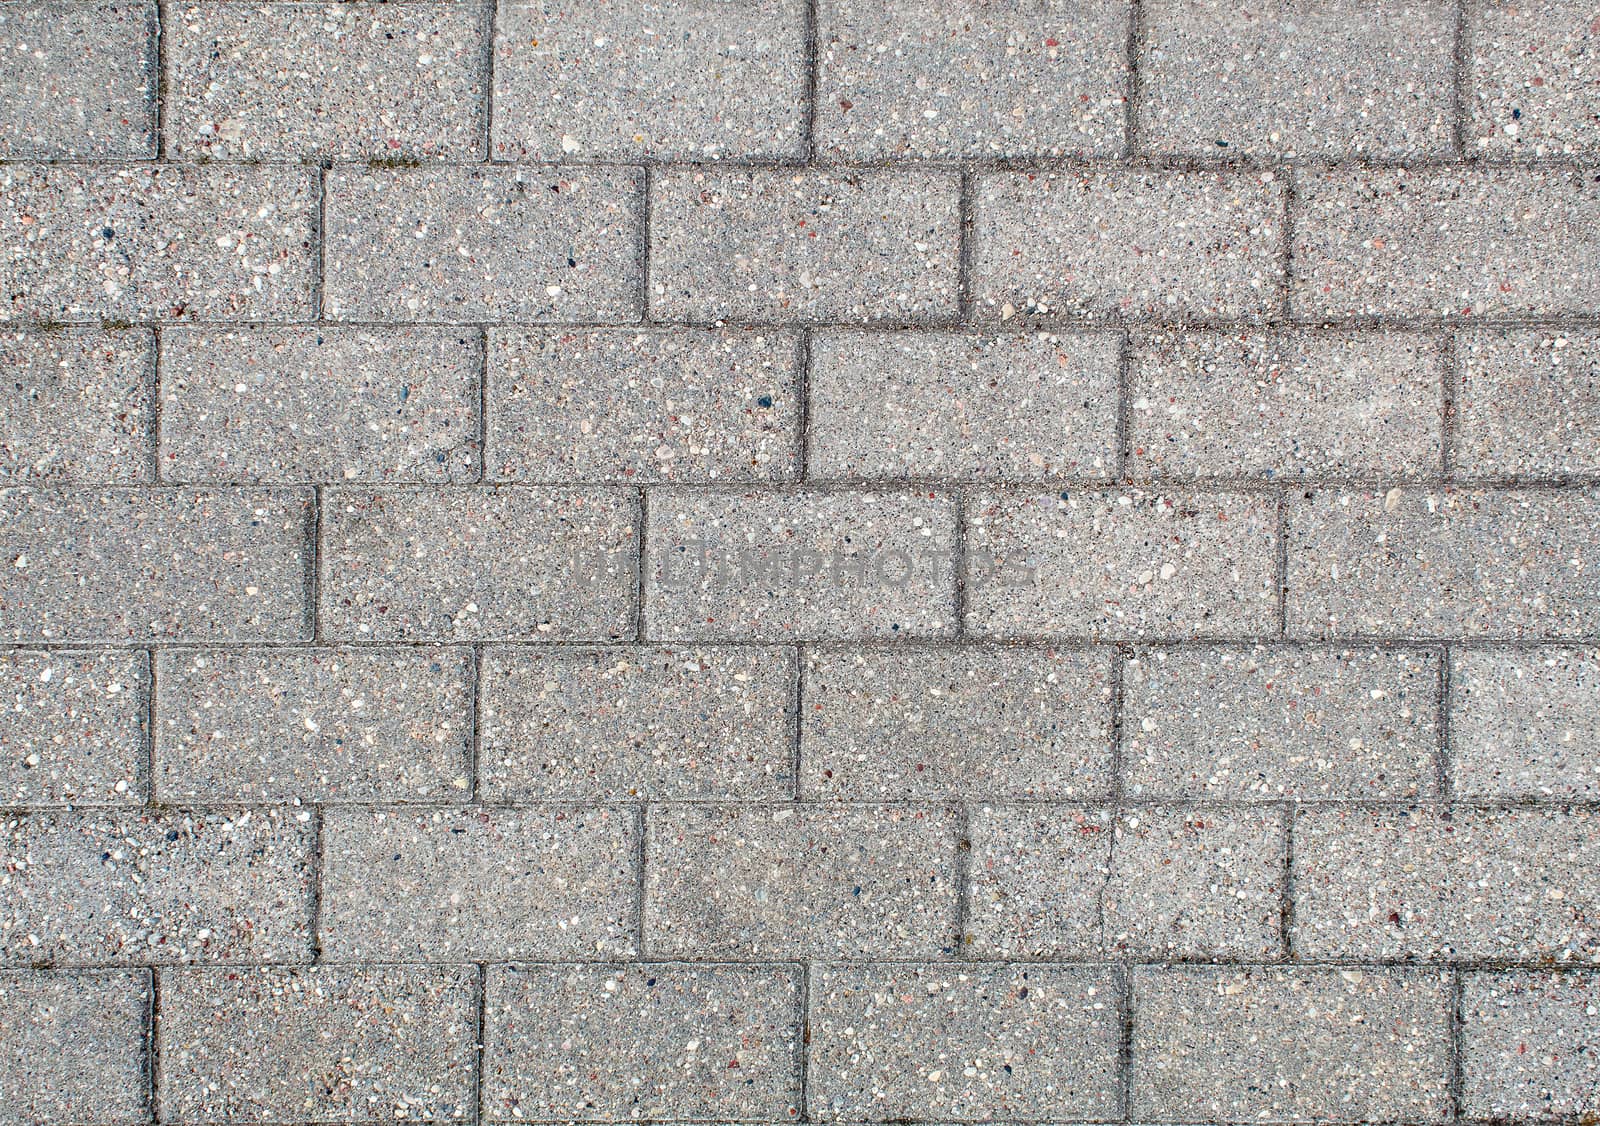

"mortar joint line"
[789,644,805,801]
[1274,486,1289,637]
[143,647,159,808]
[952,802,972,959]
[956,167,976,321]
[1451,0,1471,160]
[1122,0,1143,157]
[1115,961,1135,1121]
[467,644,483,804]
[309,803,325,964]
[306,485,324,645]
[473,961,489,1126]
[633,488,648,642]
[1440,331,1458,479]
[1278,171,1297,321]
[796,329,813,481]
[1437,643,1454,803]
[312,163,329,322]
[638,164,654,324]
[478,325,491,483]
[480,0,497,163]
[1108,649,1127,805]
[801,0,820,164]
[795,960,812,1123]
[1448,965,1466,1120]
[148,319,164,486]
[1115,330,1133,482]
[634,802,649,958]
[952,487,968,640]
[1279,801,1296,961]
[145,963,160,1126]
[152,0,168,163]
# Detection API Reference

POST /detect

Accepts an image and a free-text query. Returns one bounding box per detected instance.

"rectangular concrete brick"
[1451,647,1600,799]
[320,805,637,960]
[1469,0,1600,157]
[325,167,641,323]
[488,328,800,484]
[1,650,147,806]
[0,487,311,643]
[1461,970,1600,1118]
[800,647,1113,800]
[1,808,313,965]
[320,487,636,642]
[971,170,1284,323]
[1292,168,1600,318]
[154,648,472,803]
[0,969,148,1126]
[1128,330,1443,479]
[964,489,1279,639]
[809,331,1119,480]
[644,804,958,958]
[1456,329,1600,476]
[644,488,958,641]
[484,963,800,1123]
[1,164,315,322]
[808,963,1120,1121]
[1130,966,1452,1122]
[166,2,487,159]
[159,965,476,1123]
[479,645,793,801]
[814,0,1129,159]
[1286,488,1600,639]
[649,169,961,324]
[1123,646,1440,800]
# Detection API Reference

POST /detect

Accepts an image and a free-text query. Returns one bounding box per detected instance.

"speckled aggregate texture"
[4,2,1600,1121]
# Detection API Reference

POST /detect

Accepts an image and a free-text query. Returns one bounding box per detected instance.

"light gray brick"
[1286,488,1600,639]
[0,487,312,643]
[966,806,1109,957]
[483,963,800,1123]
[159,965,476,1123]
[1451,647,1600,799]
[1469,0,1600,157]
[808,963,1120,1121]
[1461,970,1600,1119]
[644,804,958,958]
[154,648,471,803]
[814,0,1129,159]
[324,167,641,323]
[971,170,1284,323]
[320,805,637,960]
[809,331,1118,481]
[649,168,961,324]
[319,487,636,642]
[964,489,1279,639]
[0,969,148,1126]
[800,647,1112,800]
[1457,329,1600,476]
[1123,647,1439,800]
[492,0,806,161]
[1130,966,1452,1122]
[1,650,147,806]
[488,328,799,484]
[479,646,793,801]
[0,808,313,965]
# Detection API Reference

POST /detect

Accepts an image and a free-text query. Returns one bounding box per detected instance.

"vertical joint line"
[1437,644,1454,803]
[801,0,820,163]
[467,645,483,803]
[1279,803,1296,960]
[151,0,167,162]
[306,485,323,644]
[633,489,648,642]
[795,961,812,1123]
[473,962,489,1126]
[1122,0,1142,156]
[952,488,968,639]
[143,649,158,807]
[638,165,653,324]
[957,169,976,322]
[1278,172,1297,320]
[144,965,160,1125]
[1116,963,1134,1121]
[478,326,491,483]
[480,0,497,161]
[312,164,329,322]
[1447,966,1465,1120]
[1115,331,1133,482]
[1109,648,1127,804]
[148,324,164,484]
[796,329,812,482]
[789,645,805,800]
[1451,0,1471,159]
[1274,487,1289,637]
[309,804,325,963]
[952,803,971,958]
[1440,332,1458,479]
[634,803,649,958]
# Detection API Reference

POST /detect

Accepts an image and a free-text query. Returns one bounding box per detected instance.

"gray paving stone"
[158,965,476,1123]
[1456,329,1600,476]
[320,805,637,961]
[1123,646,1440,800]
[1461,970,1600,1118]
[813,0,1129,159]
[488,328,800,484]
[649,168,961,324]
[319,486,636,642]
[0,969,148,1126]
[1130,965,1452,1122]
[800,647,1113,800]
[1469,0,1600,157]
[808,963,1120,1121]
[483,962,800,1123]
[160,327,481,484]
[809,331,1119,481]
[324,166,641,323]
[0,487,312,643]
[492,0,806,161]
[1,650,147,806]
[1285,488,1600,639]
[971,170,1284,323]
[0,807,314,965]
[479,645,793,801]
[166,2,487,160]
[1451,647,1600,799]
[965,806,1109,958]
[154,648,471,803]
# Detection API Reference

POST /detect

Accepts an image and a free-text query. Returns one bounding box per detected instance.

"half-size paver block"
[966,806,1109,957]
[324,167,641,323]
[492,0,806,160]
[488,328,800,483]
[0,487,311,643]
[808,963,1120,1121]
[809,331,1118,480]
[0,329,153,483]
[800,647,1112,800]
[964,490,1279,639]
[1461,971,1600,1118]
[645,804,958,958]
[159,965,476,1123]
[1451,647,1600,799]
[320,806,637,961]
[813,0,1129,159]
[1286,488,1600,639]
[1456,329,1600,476]
[0,808,313,965]
[480,646,793,801]
[160,328,481,484]
[319,487,636,642]
[0,650,147,805]
[154,648,472,803]
[649,169,961,324]
[484,963,801,1123]
[0,969,148,1126]
[1130,966,1452,1122]
[1470,0,1600,157]
[1123,647,1439,800]
[1128,331,1443,478]
[971,170,1284,323]
[1292,168,1600,318]
[1138,0,1454,158]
